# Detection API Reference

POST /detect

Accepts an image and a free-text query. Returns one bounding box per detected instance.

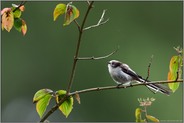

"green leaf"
[13,9,22,18]
[36,94,52,118]
[135,108,143,122]
[14,18,22,32]
[56,90,74,118]
[53,3,66,21]
[33,89,53,103]
[33,89,53,118]
[63,4,79,26]
[168,55,182,92]
[146,115,159,122]
[12,4,22,18]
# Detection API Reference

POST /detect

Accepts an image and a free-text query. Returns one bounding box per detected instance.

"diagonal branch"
[40,95,68,122]
[77,47,119,60]
[83,9,109,31]
[13,1,27,12]
[74,20,81,32]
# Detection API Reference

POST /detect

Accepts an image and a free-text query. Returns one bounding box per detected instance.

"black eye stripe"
[111,62,121,68]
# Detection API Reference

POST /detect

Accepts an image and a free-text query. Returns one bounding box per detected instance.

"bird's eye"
[110,61,121,68]
[111,62,116,67]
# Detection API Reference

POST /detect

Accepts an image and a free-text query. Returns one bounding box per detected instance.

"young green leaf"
[135,108,143,122]
[1,8,14,32]
[12,6,22,18]
[146,115,159,122]
[33,89,53,118]
[36,94,52,118]
[63,4,79,26]
[14,18,22,32]
[168,55,182,92]
[56,90,74,118]
[33,89,53,103]
[53,3,66,21]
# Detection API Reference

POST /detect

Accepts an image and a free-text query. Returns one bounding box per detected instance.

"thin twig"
[66,1,94,95]
[145,55,154,81]
[175,57,180,81]
[69,79,183,96]
[74,20,80,32]
[86,1,90,6]
[83,9,109,31]
[13,1,27,12]
[77,47,119,60]
[144,106,148,122]
[175,47,182,81]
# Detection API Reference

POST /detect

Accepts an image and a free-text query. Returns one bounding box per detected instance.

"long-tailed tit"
[108,60,171,95]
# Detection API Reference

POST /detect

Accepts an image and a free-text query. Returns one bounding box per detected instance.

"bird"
[108,60,171,95]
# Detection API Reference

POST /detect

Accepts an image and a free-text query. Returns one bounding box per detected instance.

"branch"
[74,20,80,32]
[66,1,94,95]
[145,55,154,81]
[40,95,68,122]
[173,46,182,81]
[40,2,95,122]
[40,79,183,122]
[13,1,27,12]
[77,47,119,60]
[83,9,109,31]
[69,79,183,96]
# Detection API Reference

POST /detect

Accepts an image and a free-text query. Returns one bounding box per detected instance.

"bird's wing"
[120,64,171,95]
[120,64,143,82]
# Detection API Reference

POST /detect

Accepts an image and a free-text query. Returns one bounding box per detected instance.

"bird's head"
[108,60,122,68]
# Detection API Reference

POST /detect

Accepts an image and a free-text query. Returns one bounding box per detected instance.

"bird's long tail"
[145,83,172,96]
[138,78,172,96]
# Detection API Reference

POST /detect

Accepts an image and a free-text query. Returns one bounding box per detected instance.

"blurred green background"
[1,1,183,122]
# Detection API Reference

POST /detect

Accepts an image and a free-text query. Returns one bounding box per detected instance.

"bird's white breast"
[108,64,133,85]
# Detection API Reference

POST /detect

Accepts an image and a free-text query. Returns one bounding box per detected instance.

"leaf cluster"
[167,46,183,92]
[33,89,79,118]
[1,3,27,35]
[53,2,79,26]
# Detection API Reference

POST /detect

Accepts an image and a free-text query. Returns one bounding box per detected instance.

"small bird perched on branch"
[108,60,171,95]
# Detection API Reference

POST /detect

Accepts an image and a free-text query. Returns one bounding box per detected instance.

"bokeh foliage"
[1,1,183,122]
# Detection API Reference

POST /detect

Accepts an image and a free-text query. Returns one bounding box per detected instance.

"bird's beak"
[108,61,111,64]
